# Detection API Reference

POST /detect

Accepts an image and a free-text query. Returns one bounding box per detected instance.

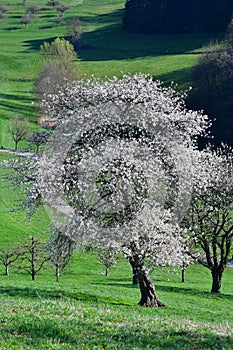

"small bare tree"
[55,4,69,17]
[8,116,28,150]
[15,236,49,281]
[67,18,85,45]
[27,4,41,16]
[20,14,32,28]
[0,245,21,276]
[47,0,60,8]
[47,227,75,282]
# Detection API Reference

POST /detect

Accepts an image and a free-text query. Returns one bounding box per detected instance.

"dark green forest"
[123,0,233,33]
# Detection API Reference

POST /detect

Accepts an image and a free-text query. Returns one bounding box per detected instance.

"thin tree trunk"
[5,264,9,276]
[211,268,223,293]
[181,263,186,283]
[56,264,60,282]
[133,255,164,307]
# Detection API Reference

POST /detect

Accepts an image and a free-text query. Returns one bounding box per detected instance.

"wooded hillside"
[123,0,233,33]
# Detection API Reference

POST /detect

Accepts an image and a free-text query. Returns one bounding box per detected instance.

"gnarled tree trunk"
[132,254,164,307]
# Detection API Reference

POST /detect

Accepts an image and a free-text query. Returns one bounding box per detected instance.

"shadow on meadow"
[0,92,35,116]
[22,8,219,61]
[0,285,133,306]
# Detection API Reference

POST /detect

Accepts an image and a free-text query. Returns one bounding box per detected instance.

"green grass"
[0,252,232,349]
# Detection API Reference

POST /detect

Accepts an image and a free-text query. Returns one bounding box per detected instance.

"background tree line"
[188,20,233,146]
[123,0,233,33]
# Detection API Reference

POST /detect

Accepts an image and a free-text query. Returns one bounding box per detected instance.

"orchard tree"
[97,246,119,276]
[20,14,32,28]
[38,74,210,307]
[47,0,60,8]
[67,18,85,45]
[36,38,79,110]
[47,225,75,282]
[8,116,28,150]
[0,245,21,276]
[15,236,49,281]
[55,4,69,17]
[26,130,52,153]
[1,155,41,217]
[27,4,41,16]
[40,37,77,63]
[186,146,233,293]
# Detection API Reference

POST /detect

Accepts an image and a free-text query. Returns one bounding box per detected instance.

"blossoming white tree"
[36,74,211,306]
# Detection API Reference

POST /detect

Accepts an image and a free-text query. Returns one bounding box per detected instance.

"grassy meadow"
[0,251,232,349]
[0,1,232,349]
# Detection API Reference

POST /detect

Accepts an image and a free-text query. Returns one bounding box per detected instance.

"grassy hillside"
[0,0,222,149]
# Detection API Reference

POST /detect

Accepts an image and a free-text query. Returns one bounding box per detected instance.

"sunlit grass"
[0,252,232,349]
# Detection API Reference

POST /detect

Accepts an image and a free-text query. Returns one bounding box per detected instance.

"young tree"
[37,38,79,115]
[0,5,8,13]
[97,246,119,276]
[40,37,77,63]
[8,116,28,150]
[15,236,49,281]
[185,147,233,293]
[47,0,60,8]
[47,226,75,282]
[26,130,52,154]
[55,4,69,17]
[0,245,21,276]
[67,18,85,45]
[20,14,32,28]
[26,4,41,16]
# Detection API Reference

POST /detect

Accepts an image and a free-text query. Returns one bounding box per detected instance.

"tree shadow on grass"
[91,278,233,301]
[156,284,233,300]
[0,93,35,116]
[0,285,133,306]
[22,8,220,61]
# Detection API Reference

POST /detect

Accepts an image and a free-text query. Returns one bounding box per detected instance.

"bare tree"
[0,245,21,276]
[8,116,28,150]
[67,18,85,45]
[47,0,60,8]
[27,4,41,16]
[55,4,69,17]
[47,227,75,282]
[15,236,49,281]
[20,14,32,28]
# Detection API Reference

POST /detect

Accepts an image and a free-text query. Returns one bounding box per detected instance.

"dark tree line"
[188,21,233,146]
[123,0,233,33]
